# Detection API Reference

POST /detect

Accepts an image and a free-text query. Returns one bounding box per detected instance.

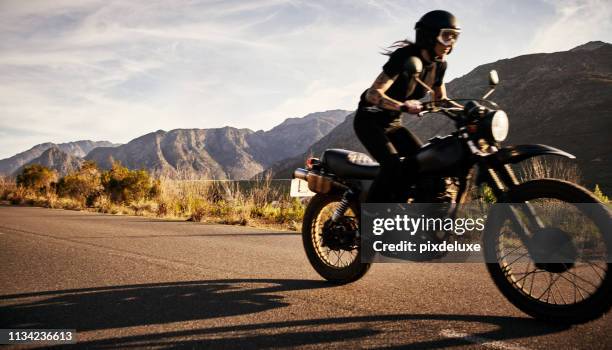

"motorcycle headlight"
[490,110,509,142]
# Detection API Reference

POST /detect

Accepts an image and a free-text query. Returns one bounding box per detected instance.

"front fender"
[493,144,576,164]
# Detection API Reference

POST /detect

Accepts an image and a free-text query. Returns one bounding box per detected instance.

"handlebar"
[416,98,499,121]
[417,104,463,121]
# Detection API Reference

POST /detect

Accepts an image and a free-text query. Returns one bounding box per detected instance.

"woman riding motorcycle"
[353,10,462,203]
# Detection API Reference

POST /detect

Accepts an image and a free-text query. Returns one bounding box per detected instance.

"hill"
[267,41,612,192]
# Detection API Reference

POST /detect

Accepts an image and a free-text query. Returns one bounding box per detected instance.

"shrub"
[189,198,207,222]
[16,164,57,194]
[130,200,156,216]
[55,197,84,210]
[7,186,30,205]
[56,161,103,206]
[0,176,16,200]
[593,185,609,203]
[156,200,169,217]
[480,184,497,204]
[93,194,113,213]
[101,162,159,204]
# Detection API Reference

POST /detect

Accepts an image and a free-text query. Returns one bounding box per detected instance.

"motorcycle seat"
[321,149,379,179]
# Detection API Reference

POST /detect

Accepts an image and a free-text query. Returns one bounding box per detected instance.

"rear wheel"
[302,194,371,283]
[485,179,612,323]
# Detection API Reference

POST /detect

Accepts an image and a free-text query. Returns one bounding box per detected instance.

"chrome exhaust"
[293,167,348,194]
[293,168,308,180]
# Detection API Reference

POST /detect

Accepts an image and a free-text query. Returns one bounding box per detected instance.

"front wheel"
[302,194,371,283]
[484,179,612,323]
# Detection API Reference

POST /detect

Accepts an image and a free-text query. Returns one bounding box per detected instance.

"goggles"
[436,28,461,46]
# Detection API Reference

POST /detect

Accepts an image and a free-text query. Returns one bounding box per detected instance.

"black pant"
[353,107,422,203]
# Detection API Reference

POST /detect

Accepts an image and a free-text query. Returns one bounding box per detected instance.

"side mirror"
[405,56,423,76]
[489,70,499,86]
[482,70,499,99]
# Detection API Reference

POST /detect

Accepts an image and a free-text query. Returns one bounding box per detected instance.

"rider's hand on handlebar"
[402,100,422,114]
[439,98,464,109]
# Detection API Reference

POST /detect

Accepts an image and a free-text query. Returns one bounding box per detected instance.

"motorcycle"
[291,58,611,324]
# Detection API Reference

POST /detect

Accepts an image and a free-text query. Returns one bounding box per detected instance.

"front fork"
[483,163,545,243]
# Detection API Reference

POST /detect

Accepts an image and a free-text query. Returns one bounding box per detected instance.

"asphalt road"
[0,206,610,349]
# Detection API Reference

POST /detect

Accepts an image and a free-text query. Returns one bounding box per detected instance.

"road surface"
[0,206,610,349]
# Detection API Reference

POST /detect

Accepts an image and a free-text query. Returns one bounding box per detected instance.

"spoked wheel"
[484,179,612,323]
[302,194,371,283]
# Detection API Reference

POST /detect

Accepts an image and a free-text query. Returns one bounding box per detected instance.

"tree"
[101,162,159,204]
[16,164,57,194]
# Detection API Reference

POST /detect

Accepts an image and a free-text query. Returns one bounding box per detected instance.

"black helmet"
[415,10,461,52]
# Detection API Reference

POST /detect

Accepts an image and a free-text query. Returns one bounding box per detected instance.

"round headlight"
[491,110,509,142]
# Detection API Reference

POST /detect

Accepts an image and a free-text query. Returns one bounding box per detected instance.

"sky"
[0,0,611,159]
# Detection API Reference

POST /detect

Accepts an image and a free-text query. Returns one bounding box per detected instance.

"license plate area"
[290,178,315,197]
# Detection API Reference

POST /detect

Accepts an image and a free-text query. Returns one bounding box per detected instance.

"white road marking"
[440,329,531,350]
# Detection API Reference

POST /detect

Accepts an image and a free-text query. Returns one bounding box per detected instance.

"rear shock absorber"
[331,190,356,222]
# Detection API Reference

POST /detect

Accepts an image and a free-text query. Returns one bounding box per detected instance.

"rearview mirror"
[489,70,499,86]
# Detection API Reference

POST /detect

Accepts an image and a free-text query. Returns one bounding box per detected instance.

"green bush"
[101,162,159,204]
[593,185,609,203]
[16,164,57,194]
[56,161,102,206]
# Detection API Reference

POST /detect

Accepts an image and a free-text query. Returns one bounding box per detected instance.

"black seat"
[321,149,379,179]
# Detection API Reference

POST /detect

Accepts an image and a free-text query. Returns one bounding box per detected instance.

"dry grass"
[157,175,304,230]
[517,156,582,184]
[0,174,305,231]
[1,162,608,231]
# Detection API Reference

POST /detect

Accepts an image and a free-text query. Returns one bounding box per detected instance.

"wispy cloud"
[528,0,612,53]
[0,0,610,158]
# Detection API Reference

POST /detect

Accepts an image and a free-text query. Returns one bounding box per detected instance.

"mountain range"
[0,110,349,179]
[0,141,118,175]
[268,41,612,192]
[3,41,610,192]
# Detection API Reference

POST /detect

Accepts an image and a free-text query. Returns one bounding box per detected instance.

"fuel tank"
[415,135,466,174]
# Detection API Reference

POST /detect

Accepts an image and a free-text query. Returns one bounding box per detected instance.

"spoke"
[546,273,555,303]
[529,267,537,295]
[513,269,545,285]
[500,245,526,261]
[312,202,360,268]
[505,251,530,269]
[553,280,567,304]
[343,253,351,267]
[564,270,600,290]
[337,249,345,265]
[523,260,531,276]
[587,262,606,279]
[536,273,562,301]
[573,270,577,303]
[558,273,591,299]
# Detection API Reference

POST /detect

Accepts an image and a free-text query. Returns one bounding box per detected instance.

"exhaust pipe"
[293,167,347,194]
[293,168,308,180]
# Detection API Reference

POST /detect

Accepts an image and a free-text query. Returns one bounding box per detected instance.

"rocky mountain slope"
[86,110,349,179]
[0,140,117,175]
[3,110,349,179]
[268,41,612,192]
[17,147,84,177]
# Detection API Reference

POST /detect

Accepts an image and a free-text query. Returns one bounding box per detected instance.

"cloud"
[528,0,612,53]
[0,0,611,159]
